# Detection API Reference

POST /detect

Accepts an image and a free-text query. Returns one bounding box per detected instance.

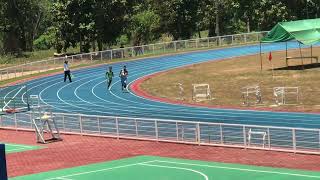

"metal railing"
[0,31,268,81]
[0,111,319,155]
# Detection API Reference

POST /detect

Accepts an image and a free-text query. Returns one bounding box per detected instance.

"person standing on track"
[64,60,72,82]
[105,66,114,90]
[119,65,128,91]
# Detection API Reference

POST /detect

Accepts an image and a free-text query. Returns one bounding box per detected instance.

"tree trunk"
[215,11,220,36]
[246,17,250,33]
[79,33,83,53]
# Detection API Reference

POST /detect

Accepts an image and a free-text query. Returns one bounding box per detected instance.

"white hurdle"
[241,85,262,106]
[247,128,267,148]
[192,84,212,102]
[273,87,299,105]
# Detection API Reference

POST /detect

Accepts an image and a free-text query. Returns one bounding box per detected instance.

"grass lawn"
[140,47,320,112]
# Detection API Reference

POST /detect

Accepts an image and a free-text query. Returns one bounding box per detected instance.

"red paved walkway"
[1,129,320,177]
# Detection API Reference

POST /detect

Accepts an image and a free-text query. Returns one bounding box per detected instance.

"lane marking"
[155,160,320,178]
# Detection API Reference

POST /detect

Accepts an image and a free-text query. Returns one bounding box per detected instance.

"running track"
[2,43,320,129]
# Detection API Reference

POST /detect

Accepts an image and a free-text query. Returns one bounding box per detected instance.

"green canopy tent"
[259,18,320,70]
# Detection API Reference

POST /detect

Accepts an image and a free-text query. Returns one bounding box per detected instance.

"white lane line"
[44,160,157,180]
[154,160,320,179]
[3,86,25,110]
[140,163,208,180]
[6,45,318,125]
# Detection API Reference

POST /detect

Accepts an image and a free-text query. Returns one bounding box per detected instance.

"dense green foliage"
[0,0,319,55]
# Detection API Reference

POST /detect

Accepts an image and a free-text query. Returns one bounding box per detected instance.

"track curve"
[3,43,320,128]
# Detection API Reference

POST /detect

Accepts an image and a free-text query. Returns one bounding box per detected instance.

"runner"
[63,60,72,83]
[119,65,128,92]
[105,66,114,90]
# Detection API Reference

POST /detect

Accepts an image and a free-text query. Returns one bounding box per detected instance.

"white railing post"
[135,119,138,136]
[267,128,271,149]
[131,48,134,57]
[79,115,83,134]
[244,34,247,44]
[174,41,177,52]
[115,117,119,139]
[196,39,198,48]
[220,124,223,144]
[62,115,65,131]
[176,122,179,141]
[196,123,200,144]
[100,51,103,61]
[155,120,158,141]
[30,113,33,128]
[319,130,320,151]
[207,38,210,47]
[232,35,234,45]
[292,129,296,152]
[111,50,113,60]
[14,113,17,129]
[218,37,221,46]
[152,44,155,54]
[98,117,101,134]
[185,40,187,50]
[243,125,247,147]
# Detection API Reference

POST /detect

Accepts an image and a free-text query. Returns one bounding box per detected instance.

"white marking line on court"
[140,163,208,180]
[6,147,32,152]
[154,160,320,179]
[52,178,73,180]
[44,160,157,180]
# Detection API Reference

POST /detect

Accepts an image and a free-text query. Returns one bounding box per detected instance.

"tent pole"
[260,42,262,71]
[286,42,288,67]
[311,45,313,64]
[299,42,304,70]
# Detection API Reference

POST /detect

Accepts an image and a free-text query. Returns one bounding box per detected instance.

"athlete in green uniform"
[105,66,114,90]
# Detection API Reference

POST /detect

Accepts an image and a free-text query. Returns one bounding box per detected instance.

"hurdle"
[192,84,212,102]
[241,85,262,106]
[247,128,267,148]
[273,87,299,105]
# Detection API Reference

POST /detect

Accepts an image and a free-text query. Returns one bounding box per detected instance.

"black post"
[286,42,288,67]
[259,42,263,71]
[0,144,8,180]
[299,42,304,70]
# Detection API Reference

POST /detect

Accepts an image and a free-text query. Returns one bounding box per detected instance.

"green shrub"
[33,27,56,50]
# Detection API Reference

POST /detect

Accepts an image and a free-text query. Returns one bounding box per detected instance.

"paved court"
[10,156,320,180]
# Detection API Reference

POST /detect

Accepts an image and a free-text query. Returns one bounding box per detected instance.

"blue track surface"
[2,43,320,128]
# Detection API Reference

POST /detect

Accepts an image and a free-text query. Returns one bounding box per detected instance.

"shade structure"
[261,18,320,45]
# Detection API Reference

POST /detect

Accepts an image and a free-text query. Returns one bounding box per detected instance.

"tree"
[0,0,49,53]
[130,10,161,45]
[152,0,200,40]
